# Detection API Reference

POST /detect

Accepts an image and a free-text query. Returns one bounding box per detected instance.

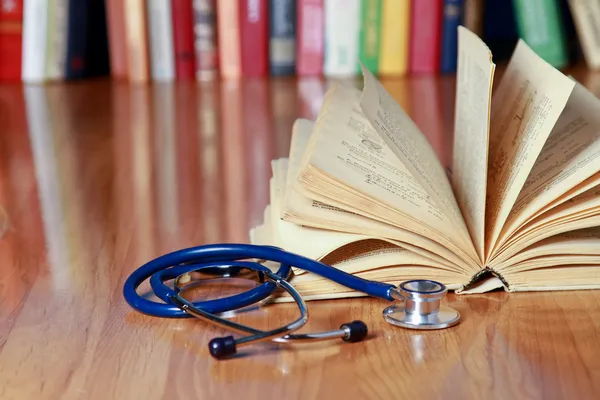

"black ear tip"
[341,320,368,342]
[208,336,237,359]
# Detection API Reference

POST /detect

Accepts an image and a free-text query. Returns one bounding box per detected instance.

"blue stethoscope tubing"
[123,243,397,318]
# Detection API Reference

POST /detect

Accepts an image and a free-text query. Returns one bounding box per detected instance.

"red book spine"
[296,0,323,76]
[172,0,196,80]
[239,0,268,76]
[0,0,23,81]
[409,0,442,74]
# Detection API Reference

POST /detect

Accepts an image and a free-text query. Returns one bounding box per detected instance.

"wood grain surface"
[2,69,600,399]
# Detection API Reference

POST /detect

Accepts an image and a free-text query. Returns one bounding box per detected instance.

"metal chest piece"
[383,280,460,330]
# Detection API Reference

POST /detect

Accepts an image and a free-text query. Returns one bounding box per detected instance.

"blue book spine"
[269,0,296,76]
[85,0,110,77]
[440,0,464,73]
[65,0,90,79]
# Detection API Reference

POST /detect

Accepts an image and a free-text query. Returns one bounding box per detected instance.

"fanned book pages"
[250,26,600,300]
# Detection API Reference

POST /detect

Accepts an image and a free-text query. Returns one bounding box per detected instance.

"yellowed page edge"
[359,64,474,252]
[485,39,575,259]
[496,81,600,252]
[452,26,495,262]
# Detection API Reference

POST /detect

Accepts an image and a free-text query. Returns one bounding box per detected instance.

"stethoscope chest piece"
[383,280,460,330]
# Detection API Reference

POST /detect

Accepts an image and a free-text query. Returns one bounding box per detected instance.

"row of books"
[0,0,111,83]
[1,0,600,83]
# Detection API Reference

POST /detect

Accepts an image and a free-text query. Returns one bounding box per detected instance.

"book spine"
[105,0,128,79]
[239,0,268,77]
[147,0,175,81]
[567,0,600,69]
[440,0,464,73]
[463,0,485,36]
[323,0,361,77]
[269,0,297,76]
[358,0,382,74]
[65,0,90,79]
[84,0,110,77]
[172,0,196,80]
[217,0,241,79]
[124,0,150,82]
[45,0,68,80]
[409,0,442,74]
[0,0,23,81]
[512,0,568,68]
[193,0,218,80]
[22,0,49,82]
[378,0,410,76]
[481,0,517,60]
[45,0,56,78]
[296,0,323,76]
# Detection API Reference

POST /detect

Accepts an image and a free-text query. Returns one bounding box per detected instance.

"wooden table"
[2,71,600,399]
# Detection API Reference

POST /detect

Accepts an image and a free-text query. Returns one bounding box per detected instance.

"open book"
[250,27,600,300]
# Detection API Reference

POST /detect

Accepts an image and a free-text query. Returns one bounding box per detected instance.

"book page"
[270,158,461,275]
[495,227,600,271]
[505,266,600,292]
[503,253,600,273]
[359,65,470,240]
[495,81,600,248]
[490,184,600,265]
[303,83,478,263]
[284,119,472,271]
[270,158,376,262]
[513,184,600,244]
[527,171,600,223]
[307,85,449,228]
[451,26,495,262]
[485,39,575,258]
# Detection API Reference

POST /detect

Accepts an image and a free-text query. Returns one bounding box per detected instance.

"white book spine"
[22,0,50,83]
[45,0,69,80]
[323,0,361,77]
[147,0,176,81]
[568,0,600,69]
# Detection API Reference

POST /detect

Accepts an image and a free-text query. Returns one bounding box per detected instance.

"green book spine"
[45,0,55,77]
[512,0,568,67]
[358,0,382,73]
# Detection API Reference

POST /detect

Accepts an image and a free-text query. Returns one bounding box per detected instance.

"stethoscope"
[123,244,460,359]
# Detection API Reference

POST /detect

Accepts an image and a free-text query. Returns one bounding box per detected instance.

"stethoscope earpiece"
[340,320,369,342]
[209,336,237,359]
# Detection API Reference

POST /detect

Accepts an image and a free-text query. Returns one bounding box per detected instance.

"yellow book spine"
[379,0,411,76]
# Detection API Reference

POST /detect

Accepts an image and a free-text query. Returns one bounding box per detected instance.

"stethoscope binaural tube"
[170,266,368,358]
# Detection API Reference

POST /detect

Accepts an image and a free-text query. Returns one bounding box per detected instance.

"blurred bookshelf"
[0,0,599,84]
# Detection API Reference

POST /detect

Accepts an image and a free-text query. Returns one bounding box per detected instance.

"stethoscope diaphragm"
[382,280,460,330]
